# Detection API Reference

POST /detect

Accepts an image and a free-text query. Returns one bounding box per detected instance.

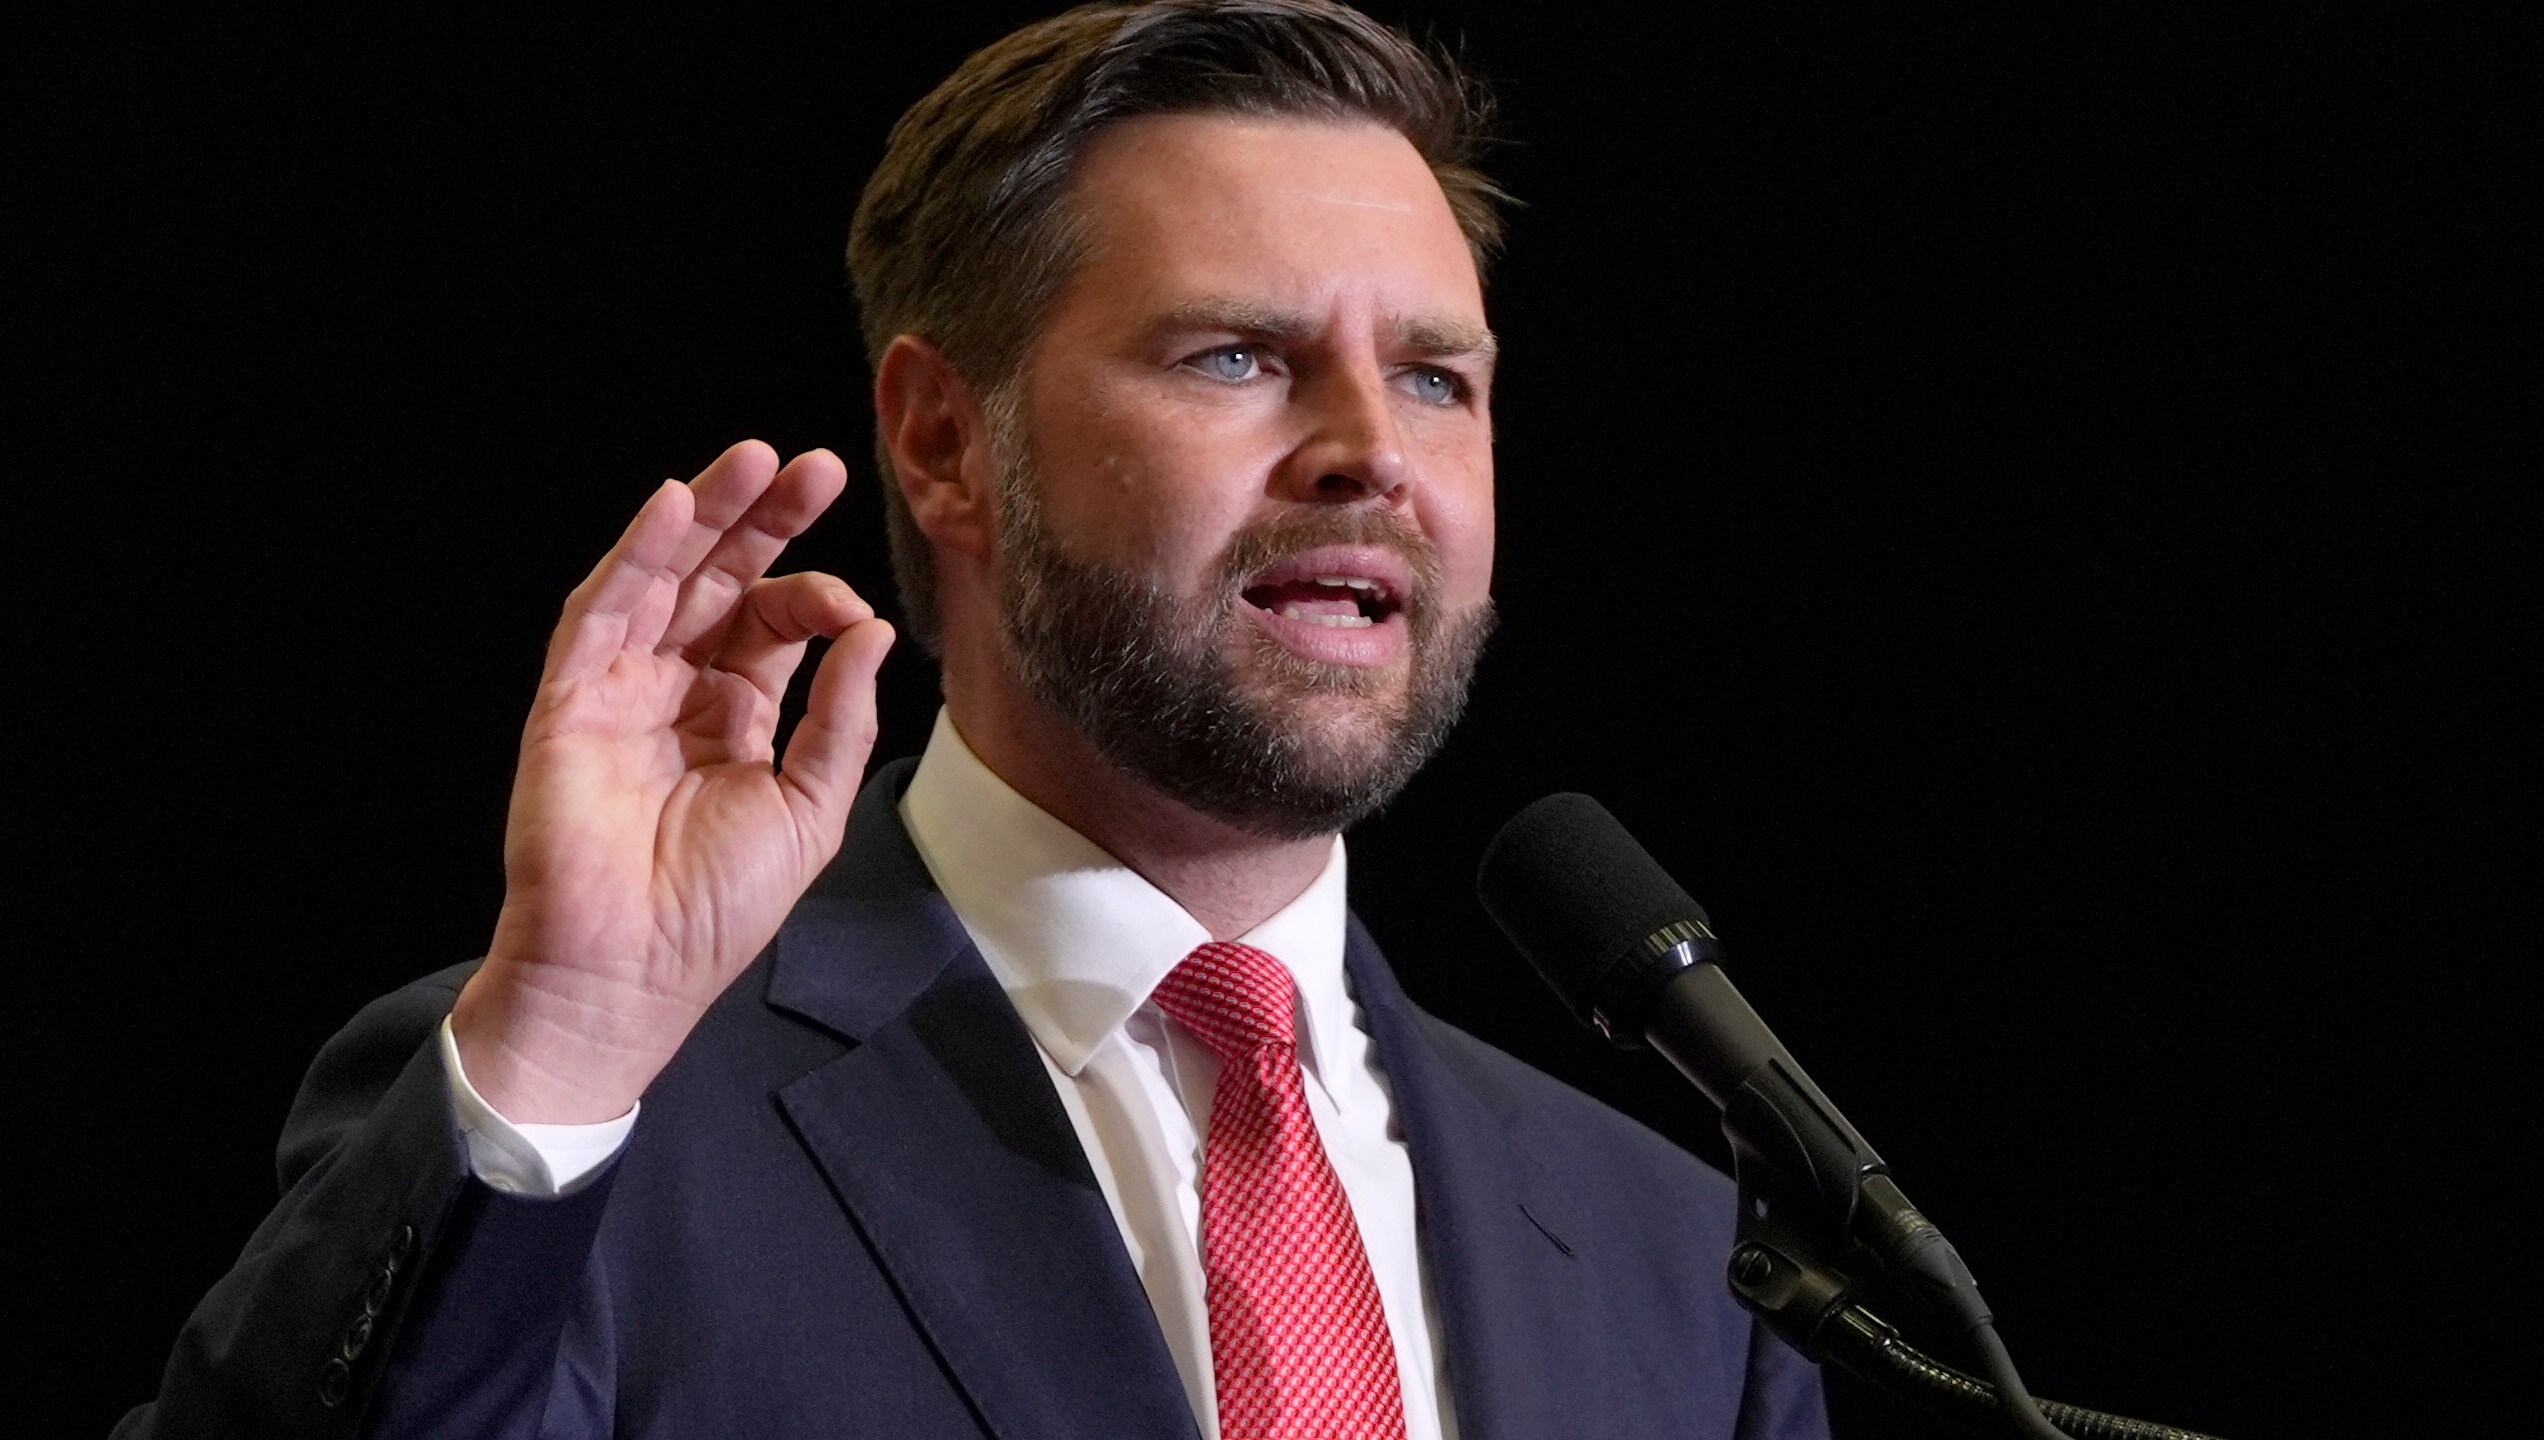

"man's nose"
[1276,362,1409,504]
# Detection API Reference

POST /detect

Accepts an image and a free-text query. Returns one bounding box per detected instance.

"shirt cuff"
[439,1015,638,1197]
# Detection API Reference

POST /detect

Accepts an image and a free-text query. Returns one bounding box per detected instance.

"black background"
[23,4,2528,1437]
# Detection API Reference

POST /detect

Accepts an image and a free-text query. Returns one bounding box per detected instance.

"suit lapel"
[764,762,1198,1440]
[1345,918,1605,1440]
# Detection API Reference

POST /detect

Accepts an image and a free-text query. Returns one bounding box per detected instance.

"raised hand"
[450,441,895,1123]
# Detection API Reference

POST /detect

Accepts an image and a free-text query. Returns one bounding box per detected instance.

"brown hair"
[847,0,1508,652]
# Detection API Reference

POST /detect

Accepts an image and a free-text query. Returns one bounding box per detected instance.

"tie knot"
[1150,941,1298,1060]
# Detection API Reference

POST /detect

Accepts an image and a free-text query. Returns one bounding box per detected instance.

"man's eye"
[1402,367,1464,406]
[1192,346,1261,382]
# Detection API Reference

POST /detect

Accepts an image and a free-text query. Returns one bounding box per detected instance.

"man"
[123,3,1829,1436]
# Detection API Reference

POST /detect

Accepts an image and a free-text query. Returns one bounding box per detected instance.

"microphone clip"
[1725,1148,1874,1362]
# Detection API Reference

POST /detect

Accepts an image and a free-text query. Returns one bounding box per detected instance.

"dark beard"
[994,455,1493,841]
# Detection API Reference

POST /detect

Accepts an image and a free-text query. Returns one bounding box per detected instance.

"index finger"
[544,477,696,683]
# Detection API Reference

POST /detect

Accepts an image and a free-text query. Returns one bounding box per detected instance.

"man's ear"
[874,334,997,565]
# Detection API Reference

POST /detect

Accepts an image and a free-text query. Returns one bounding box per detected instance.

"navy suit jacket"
[121,760,1828,1439]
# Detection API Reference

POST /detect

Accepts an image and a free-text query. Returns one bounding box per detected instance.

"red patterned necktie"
[1150,941,1408,1440]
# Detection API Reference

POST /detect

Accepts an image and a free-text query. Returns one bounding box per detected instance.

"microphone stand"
[1725,1155,2226,1440]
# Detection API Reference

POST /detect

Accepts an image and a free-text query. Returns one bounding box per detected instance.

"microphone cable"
[1822,1305,2223,1440]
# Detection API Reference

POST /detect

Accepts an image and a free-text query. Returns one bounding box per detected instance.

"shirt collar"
[896,709,1354,1082]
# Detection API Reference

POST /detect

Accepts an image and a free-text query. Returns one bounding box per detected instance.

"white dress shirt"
[442,709,1456,1440]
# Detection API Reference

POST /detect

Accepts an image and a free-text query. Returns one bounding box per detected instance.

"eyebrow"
[1397,315,1499,362]
[1154,297,1499,362]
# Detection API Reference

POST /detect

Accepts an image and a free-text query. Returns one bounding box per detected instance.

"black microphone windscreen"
[1476,793,1711,1028]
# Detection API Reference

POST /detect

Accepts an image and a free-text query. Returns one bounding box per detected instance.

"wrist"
[451,957,700,1124]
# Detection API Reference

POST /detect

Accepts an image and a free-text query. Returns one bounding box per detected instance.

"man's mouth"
[1240,572,1399,629]
[1237,544,1414,631]
[1227,543,1422,668]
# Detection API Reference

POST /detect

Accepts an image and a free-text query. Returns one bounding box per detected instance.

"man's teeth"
[1279,603,1375,628]
[1253,572,1386,627]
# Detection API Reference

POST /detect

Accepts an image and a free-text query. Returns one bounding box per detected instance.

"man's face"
[994,113,1498,837]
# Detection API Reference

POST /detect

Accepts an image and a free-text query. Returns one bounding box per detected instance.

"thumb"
[777,616,896,856]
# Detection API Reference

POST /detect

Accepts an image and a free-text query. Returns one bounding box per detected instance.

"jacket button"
[362,1267,395,1316]
[390,1223,416,1260]
[341,1313,374,1360]
[317,1357,352,1408]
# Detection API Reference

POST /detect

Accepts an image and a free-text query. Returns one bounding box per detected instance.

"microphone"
[1474,793,1986,1336]
[1476,793,2225,1440]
